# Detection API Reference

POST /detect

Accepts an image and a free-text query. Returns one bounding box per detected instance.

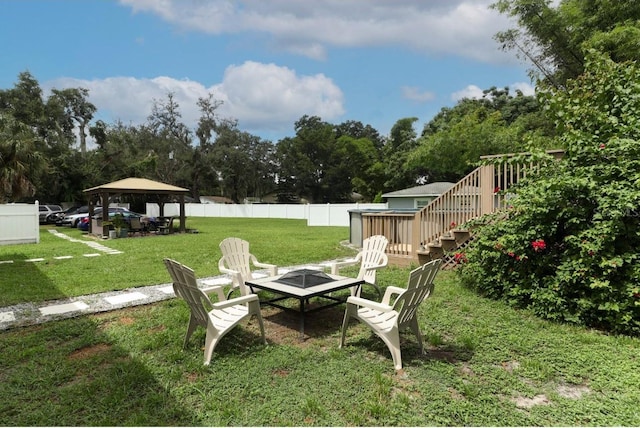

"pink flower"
[599,143,606,149]
[531,239,546,252]
[450,221,457,229]
[494,186,501,194]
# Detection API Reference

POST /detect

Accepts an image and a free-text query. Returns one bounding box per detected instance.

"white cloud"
[401,86,436,103]
[511,81,535,96]
[119,0,516,64]
[45,61,344,139]
[451,84,485,101]
[451,81,536,101]
[213,61,344,131]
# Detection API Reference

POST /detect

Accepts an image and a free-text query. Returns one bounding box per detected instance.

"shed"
[83,178,190,235]
[382,182,455,209]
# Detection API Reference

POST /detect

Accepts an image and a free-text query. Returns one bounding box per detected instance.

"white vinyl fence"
[145,203,388,227]
[0,203,39,245]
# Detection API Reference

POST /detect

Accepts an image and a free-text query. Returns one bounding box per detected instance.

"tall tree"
[0,71,45,130]
[335,120,385,151]
[146,93,193,187]
[409,88,551,183]
[192,93,224,200]
[493,0,640,87]
[382,117,419,191]
[50,88,97,154]
[276,115,337,203]
[0,113,43,202]
[329,135,384,202]
[213,120,255,202]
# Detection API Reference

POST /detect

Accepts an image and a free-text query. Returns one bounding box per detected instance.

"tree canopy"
[493,0,640,87]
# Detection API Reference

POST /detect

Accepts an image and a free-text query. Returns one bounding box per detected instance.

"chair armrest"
[218,257,233,275]
[330,259,358,275]
[218,262,242,288]
[201,284,226,302]
[381,286,406,306]
[346,296,394,312]
[376,252,389,268]
[248,254,277,276]
[253,261,277,276]
[211,293,259,309]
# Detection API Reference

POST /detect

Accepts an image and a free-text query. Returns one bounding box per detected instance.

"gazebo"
[83,178,190,235]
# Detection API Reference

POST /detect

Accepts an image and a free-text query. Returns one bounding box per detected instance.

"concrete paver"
[0,261,337,331]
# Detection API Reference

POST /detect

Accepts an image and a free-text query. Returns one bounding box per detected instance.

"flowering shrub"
[531,239,546,252]
[453,252,467,264]
[458,53,640,335]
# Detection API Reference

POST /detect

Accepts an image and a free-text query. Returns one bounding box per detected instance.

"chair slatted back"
[219,237,254,281]
[164,258,212,324]
[130,217,143,232]
[393,259,442,327]
[163,258,185,298]
[358,235,389,284]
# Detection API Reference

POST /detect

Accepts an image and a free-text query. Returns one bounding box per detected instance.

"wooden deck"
[363,150,564,267]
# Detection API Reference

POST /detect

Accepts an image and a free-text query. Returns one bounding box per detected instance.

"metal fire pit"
[274,269,334,289]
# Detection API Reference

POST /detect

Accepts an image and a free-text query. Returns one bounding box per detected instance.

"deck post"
[412,213,421,260]
[480,164,495,215]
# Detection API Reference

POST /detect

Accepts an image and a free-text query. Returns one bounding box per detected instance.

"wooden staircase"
[417,229,473,270]
[362,150,564,268]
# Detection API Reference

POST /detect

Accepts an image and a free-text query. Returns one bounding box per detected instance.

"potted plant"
[111,214,129,238]
[100,219,115,239]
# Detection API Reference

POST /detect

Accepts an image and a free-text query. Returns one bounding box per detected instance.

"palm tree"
[0,113,42,202]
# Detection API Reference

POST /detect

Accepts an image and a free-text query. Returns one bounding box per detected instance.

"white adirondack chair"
[218,237,278,297]
[339,258,443,370]
[163,258,266,365]
[331,235,388,297]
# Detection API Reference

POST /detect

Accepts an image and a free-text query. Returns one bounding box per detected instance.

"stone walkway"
[0,230,343,331]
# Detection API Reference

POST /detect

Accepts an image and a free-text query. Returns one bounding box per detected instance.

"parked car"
[50,206,81,226]
[77,207,142,232]
[77,215,92,232]
[39,204,63,224]
[59,206,90,228]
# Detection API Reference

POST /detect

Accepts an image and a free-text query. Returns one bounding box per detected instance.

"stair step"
[453,229,471,245]
[426,243,445,258]
[440,236,458,251]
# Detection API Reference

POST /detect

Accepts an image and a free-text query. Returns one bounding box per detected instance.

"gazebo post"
[101,191,110,237]
[179,194,186,233]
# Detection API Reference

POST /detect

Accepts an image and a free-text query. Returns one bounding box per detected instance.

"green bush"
[458,52,640,335]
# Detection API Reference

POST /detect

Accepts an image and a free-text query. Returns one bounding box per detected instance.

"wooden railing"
[362,150,564,266]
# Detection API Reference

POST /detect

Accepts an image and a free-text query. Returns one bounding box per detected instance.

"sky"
[0,0,535,144]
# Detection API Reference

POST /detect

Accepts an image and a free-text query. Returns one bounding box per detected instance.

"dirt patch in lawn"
[68,343,112,360]
[512,383,591,409]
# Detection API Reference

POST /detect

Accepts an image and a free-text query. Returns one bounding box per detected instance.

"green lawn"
[0,218,354,306]
[1,219,640,426]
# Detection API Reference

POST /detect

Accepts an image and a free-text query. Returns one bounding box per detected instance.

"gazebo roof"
[83,178,189,195]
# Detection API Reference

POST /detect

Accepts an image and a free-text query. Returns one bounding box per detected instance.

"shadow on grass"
[259,299,347,345]
[0,256,200,425]
[0,253,69,307]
